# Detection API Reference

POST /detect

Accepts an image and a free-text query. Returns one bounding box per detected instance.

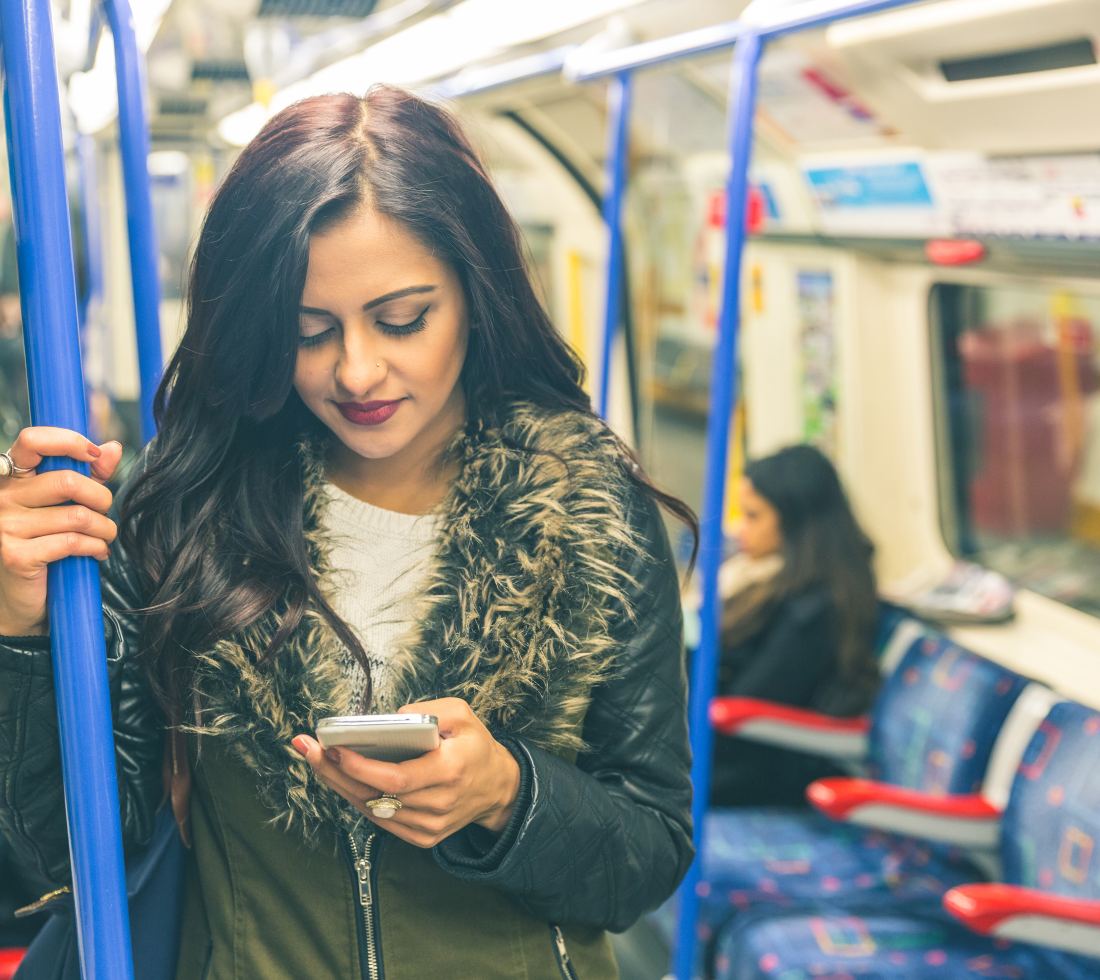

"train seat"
[713,698,1100,979]
[667,630,1030,974]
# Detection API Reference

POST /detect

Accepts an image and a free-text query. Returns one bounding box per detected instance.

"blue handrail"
[101,0,163,444]
[76,134,106,333]
[568,21,748,82]
[432,46,574,99]
[596,72,632,421]
[754,0,931,39]
[76,132,106,439]
[0,1,135,977]
[566,2,934,975]
[672,29,763,980]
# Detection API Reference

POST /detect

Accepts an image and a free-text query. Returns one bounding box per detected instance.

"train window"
[934,282,1100,615]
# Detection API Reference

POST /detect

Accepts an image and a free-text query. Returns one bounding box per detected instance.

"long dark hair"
[723,445,877,685]
[118,86,696,718]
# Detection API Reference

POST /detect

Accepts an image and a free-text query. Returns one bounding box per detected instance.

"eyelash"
[297,307,430,348]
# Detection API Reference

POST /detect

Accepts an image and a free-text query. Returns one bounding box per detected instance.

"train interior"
[2,0,1100,977]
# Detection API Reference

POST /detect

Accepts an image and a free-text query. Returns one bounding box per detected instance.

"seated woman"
[711,444,879,807]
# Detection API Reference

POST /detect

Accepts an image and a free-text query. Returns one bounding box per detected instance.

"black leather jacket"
[0,440,692,933]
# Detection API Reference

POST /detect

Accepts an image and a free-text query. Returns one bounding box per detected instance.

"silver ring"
[363,794,402,819]
[0,451,33,478]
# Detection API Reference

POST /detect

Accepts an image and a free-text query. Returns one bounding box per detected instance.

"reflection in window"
[936,283,1100,615]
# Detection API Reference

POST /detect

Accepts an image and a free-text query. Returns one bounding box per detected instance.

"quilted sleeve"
[0,544,166,888]
[434,489,694,931]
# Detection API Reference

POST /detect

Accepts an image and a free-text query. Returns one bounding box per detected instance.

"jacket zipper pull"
[356,855,372,908]
[553,925,572,971]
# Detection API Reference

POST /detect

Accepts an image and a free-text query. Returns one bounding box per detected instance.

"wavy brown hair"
[118,86,696,719]
[721,445,877,690]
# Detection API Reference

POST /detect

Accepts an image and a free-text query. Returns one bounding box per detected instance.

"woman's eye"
[378,306,429,337]
[297,327,334,348]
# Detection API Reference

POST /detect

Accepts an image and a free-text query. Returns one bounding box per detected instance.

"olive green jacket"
[0,403,693,979]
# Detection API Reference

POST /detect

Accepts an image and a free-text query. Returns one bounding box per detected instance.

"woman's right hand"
[0,428,124,637]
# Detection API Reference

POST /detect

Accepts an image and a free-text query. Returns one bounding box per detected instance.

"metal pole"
[756,0,928,39]
[567,0,923,81]
[597,71,632,420]
[673,30,763,980]
[431,45,574,99]
[100,0,162,443]
[76,132,105,439]
[568,21,747,82]
[0,2,135,977]
[76,134,105,332]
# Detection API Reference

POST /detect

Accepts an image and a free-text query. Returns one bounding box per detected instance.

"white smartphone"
[315,713,439,763]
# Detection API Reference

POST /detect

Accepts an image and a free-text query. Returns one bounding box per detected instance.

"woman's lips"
[336,399,403,426]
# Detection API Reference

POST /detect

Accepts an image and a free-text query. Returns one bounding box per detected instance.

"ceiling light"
[67,0,173,135]
[219,0,646,146]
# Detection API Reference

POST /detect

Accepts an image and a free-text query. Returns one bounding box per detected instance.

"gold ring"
[363,794,402,819]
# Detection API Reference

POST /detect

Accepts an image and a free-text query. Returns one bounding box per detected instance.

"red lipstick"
[336,399,403,426]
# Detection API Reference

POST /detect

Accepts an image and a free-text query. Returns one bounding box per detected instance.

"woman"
[0,87,694,978]
[711,444,878,807]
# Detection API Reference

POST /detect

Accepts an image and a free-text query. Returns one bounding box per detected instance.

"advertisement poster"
[798,270,838,454]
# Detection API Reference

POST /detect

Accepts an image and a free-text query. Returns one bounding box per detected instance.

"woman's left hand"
[292,698,521,849]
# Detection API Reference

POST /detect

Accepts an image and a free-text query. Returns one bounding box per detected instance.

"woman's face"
[738,478,782,559]
[293,208,469,476]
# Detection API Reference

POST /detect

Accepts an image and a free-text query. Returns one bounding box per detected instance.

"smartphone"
[315,713,440,763]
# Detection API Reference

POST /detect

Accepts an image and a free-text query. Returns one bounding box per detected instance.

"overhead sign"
[803,158,945,236]
[928,153,1100,241]
[800,152,1100,241]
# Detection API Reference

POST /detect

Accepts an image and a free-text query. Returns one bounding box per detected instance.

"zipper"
[346,830,384,980]
[550,924,578,980]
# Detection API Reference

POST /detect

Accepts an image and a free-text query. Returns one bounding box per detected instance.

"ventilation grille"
[258,0,379,15]
[191,59,251,82]
[158,96,209,116]
[940,38,1096,83]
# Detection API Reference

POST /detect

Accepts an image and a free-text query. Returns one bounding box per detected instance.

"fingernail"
[291,736,310,757]
[325,748,341,765]
[87,444,101,458]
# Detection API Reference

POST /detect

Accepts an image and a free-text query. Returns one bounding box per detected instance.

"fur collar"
[185,402,645,843]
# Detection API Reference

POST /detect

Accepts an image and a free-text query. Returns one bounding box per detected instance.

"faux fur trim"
[184,402,646,844]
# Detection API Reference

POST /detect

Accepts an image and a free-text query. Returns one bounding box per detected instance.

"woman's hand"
[293,698,521,849]
[0,428,123,636]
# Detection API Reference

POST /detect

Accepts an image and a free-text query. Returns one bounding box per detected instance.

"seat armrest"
[0,948,26,980]
[808,777,1002,848]
[945,883,1100,958]
[710,697,870,759]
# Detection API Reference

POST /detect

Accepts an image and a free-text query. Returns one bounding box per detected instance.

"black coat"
[0,403,693,977]
[711,586,872,807]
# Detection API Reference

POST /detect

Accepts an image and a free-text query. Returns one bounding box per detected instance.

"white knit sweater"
[321,482,443,713]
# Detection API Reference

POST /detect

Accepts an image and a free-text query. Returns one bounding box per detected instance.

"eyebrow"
[300,284,438,317]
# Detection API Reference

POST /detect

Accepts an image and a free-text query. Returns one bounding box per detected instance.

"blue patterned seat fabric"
[714,700,1100,980]
[864,633,1027,794]
[651,810,979,972]
[674,633,1027,975]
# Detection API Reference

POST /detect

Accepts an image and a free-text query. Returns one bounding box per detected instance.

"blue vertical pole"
[77,134,105,333]
[0,2,135,978]
[100,0,162,443]
[673,30,763,980]
[76,133,105,438]
[597,71,632,419]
